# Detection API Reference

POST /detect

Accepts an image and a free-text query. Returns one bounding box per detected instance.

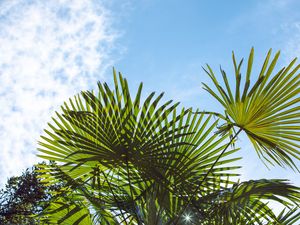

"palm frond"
[36,67,300,224]
[203,48,300,170]
[38,196,93,225]
[195,179,300,224]
[38,70,191,187]
[275,207,300,225]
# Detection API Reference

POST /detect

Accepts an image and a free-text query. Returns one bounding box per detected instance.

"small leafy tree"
[36,49,300,224]
[0,163,62,224]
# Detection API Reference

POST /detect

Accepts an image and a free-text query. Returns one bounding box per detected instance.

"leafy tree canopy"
[0,162,63,224]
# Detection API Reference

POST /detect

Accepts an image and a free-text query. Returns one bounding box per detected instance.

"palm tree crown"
[36,50,300,224]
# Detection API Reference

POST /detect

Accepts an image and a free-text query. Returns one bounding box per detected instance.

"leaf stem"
[126,156,143,225]
[101,169,129,225]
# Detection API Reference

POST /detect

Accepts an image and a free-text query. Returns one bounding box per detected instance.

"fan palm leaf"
[37,67,300,224]
[38,70,192,189]
[203,48,300,170]
[274,207,300,225]
[38,111,242,224]
[39,198,93,225]
[37,71,244,224]
[194,179,300,224]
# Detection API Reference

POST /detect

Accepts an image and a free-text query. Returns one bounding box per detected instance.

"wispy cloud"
[0,0,118,186]
[280,22,300,62]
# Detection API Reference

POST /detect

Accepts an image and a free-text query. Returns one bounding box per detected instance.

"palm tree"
[37,49,300,224]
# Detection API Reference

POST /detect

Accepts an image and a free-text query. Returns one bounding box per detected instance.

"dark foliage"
[0,162,61,224]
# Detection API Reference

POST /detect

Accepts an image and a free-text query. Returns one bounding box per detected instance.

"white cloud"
[0,0,118,186]
[280,22,300,62]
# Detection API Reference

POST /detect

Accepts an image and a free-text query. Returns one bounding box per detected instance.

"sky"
[0,0,299,212]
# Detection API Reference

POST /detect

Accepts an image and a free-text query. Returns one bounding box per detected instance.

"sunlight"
[184,214,192,223]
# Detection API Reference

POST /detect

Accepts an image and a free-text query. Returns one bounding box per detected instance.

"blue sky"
[112,0,300,185]
[111,0,300,109]
[0,0,299,212]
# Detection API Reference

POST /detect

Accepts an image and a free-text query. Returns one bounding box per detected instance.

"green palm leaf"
[196,179,300,224]
[37,71,244,224]
[203,48,300,170]
[38,195,93,225]
[164,110,241,196]
[37,68,300,224]
[38,70,191,186]
[275,207,300,225]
